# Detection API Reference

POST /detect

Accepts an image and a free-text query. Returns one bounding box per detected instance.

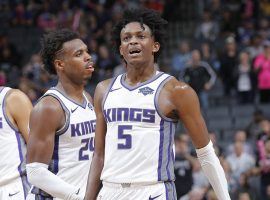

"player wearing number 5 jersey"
[26,29,95,200]
[85,8,230,200]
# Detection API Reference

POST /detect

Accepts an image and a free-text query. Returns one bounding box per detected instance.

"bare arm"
[26,97,84,199]
[166,78,230,199]
[5,89,33,142]
[85,80,109,200]
[27,96,64,164]
[170,81,210,148]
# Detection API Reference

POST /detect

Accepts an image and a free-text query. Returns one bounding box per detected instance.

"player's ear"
[152,42,160,53]
[54,59,64,71]
[119,45,124,56]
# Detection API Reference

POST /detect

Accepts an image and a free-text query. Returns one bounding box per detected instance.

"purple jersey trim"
[120,72,164,91]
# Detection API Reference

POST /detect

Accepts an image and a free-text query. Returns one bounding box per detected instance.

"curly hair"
[40,29,80,75]
[111,8,168,62]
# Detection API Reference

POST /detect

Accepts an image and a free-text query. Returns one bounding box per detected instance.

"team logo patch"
[138,87,154,96]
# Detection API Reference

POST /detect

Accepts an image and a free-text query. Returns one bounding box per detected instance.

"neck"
[125,64,157,86]
[56,81,85,104]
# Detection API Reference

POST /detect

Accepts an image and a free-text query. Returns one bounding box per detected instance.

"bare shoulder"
[5,89,33,116]
[162,77,200,114]
[6,89,32,105]
[164,77,196,97]
[31,95,64,121]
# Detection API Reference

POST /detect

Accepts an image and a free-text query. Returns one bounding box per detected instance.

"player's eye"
[75,50,82,57]
[138,35,145,39]
[122,36,130,42]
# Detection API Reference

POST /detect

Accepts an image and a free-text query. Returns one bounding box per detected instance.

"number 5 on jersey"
[118,125,132,149]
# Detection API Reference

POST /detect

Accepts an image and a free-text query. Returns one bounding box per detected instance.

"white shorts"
[0,176,30,200]
[97,181,177,200]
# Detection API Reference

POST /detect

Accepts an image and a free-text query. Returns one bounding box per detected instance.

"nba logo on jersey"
[0,117,2,128]
[138,86,154,96]
[88,103,94,110]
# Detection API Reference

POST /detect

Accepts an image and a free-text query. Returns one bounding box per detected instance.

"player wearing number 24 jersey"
[26,29,95,200]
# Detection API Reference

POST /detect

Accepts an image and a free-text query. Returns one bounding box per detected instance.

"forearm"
[26,162,83,200]
[196,141,231,200]
[84,153,104,200]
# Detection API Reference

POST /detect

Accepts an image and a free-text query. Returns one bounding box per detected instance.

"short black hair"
[111,8,168,62]
[40,29,80,75]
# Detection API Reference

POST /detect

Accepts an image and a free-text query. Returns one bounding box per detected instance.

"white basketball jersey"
[0,87,30,195]
[31,88,96,199]
[101,72,177,183]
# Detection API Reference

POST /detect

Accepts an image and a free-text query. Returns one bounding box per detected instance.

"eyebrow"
[72,45,88,54]
[121,30,149,35]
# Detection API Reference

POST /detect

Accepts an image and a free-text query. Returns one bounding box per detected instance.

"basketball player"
[85,8,230,200]
[26,29,96,200]
[0,87,32,199]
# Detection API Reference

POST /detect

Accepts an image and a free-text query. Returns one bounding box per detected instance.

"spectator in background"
[237,19,255,47]
[226,130,254,157]
[236,51,255,104]
[234,173,258,200]
[96,44,118,81]
[260,0,270,18]
[257,17,270,41]
[0,70,6,86]
[174,134,198,198]
[37,1,57,31]
[219,36,238,96]
[254,40,270,103]
[219,8,238,37]
[206,189,218,200]
[237,191,252,200]
[225,141,255,196]
[246,137,270,199]
[171,40,191,78]
[246,109,265,142]
[258,119,270,141]
[200,41,220,72]
[194,9,219,43]
[206,0,222,21]
[0,34,21,72]
[245,34,263,62]
[183,49,216,108]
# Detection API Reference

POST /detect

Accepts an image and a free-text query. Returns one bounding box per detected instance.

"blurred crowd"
[1,0,270,199]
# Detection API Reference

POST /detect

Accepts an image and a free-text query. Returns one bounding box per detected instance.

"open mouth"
[129,49,142,55]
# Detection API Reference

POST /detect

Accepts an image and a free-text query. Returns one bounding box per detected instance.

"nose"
[85,51,91,62]
[129,36,138,45]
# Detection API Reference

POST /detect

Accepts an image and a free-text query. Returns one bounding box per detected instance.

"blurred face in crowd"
[263,44,270,57]
[239,52,250,65]
[178,41,190,54]
[238,192,251,200]
[234,130,247,143]
[234,141,244,157]
[265,140,270,154]
[191,50,201,66]
[260,119,270,134]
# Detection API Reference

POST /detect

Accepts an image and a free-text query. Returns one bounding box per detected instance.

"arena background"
[1,0,270,199]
